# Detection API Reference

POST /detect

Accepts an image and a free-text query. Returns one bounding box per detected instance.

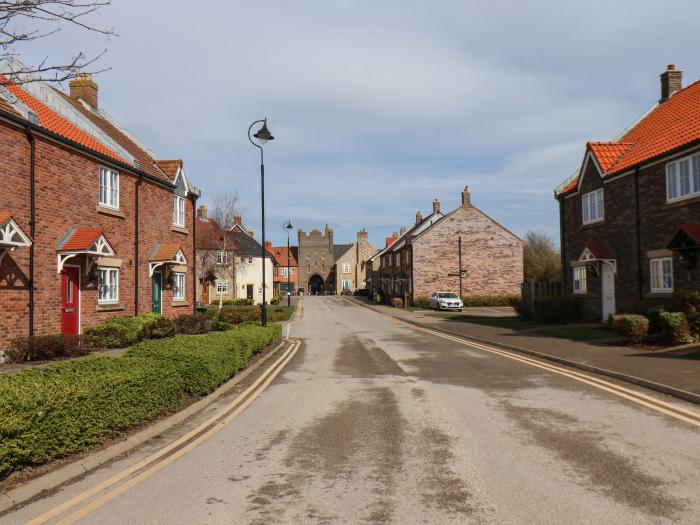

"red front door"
[61,266,80,336]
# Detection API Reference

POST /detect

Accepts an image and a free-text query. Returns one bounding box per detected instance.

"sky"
[14,0,700,247]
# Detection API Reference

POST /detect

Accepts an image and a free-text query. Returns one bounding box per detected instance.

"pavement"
[367,301,700,400]
[3,296,700,524]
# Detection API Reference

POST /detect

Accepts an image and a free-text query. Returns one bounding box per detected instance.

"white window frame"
[99,166,119,209]
[666,153,700,202]
[281,266,290,277]
[342,263,351,274]
[173,195,185,227]
[216,250,228,265]
[98,268,119,304]
[216,280,228,294]
[581,188,604,225]
[573,266,587,294]
[173,272,185,300]
[650,257,673,293]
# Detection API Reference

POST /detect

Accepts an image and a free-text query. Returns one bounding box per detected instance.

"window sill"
[172,225,189,235]
[172,300,189,307]
[96,205,125,219]
[664,194,700,209]
[573,291,587,295]
[96,302,125,311]
[581,220,604,229]
[647,291,673,299]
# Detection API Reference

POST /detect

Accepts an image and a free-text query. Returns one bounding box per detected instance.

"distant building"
[226,216,273,305]
[333,229,376,293]
[195,205,236,305]
[266,242,299,296]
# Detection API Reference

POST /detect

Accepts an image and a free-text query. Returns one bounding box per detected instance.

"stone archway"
[308,274,325,295]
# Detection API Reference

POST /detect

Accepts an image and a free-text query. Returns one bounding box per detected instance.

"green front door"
[152,272,162,314]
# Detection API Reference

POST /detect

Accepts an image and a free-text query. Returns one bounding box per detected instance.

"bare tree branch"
[0,0,115,84]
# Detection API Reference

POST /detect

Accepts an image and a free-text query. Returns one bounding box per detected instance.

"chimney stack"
[432,198,441,214]
[69,73,98,109]
[400,226,407,236]
[461,186,471,206]
[357,228,368,243]
[196,205,207,220]
[416,211,423,224]
[264,241,272,251]
[660,64,683,103]
[234,213,242,226]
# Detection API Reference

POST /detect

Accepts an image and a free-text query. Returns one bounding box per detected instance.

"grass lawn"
[426,313,622,342]
[405,306,430,312]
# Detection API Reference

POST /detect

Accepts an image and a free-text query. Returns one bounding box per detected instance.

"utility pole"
[447,236,467,297]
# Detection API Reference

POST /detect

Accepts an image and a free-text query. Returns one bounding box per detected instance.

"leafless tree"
[0,0,116,84]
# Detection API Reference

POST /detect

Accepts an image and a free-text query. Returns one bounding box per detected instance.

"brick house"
[266,243,299,296]
[556,65,700,320]
[0,68,198,349]
[377,187,523,304]
[333,229,376,293]
[195,205,236,305]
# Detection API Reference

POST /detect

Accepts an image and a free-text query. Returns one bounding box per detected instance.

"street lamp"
[248,118,274,326]
[283,221,293,307]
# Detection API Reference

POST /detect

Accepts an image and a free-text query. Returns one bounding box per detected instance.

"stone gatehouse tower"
[298,225,335,294]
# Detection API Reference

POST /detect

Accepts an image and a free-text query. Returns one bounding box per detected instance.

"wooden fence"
[521,281,563,317]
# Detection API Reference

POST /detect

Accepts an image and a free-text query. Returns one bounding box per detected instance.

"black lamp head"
[285,221,293,230]
[253,119,274,144]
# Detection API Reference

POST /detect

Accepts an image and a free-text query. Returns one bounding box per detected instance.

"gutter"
[24,126,35,337]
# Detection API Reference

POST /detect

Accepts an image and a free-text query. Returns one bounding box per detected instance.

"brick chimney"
[461,186,471,206]
[432,198,441,214]
[357,229,368,243]
[69,74,98,109]
[415,211,423,224]
[660,64,683,103]
[234,213,242,226]
[264,241,272,251]
[196,205,207,219]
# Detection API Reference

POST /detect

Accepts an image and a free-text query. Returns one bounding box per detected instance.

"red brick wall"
[412,205,523,299]
[0,119,194,349]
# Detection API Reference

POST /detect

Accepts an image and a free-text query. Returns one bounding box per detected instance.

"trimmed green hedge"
[83,313,175,348]
[0,324,282,478]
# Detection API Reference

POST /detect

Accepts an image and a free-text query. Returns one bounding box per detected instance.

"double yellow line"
[28,338,302,525]
[396,319,700,428]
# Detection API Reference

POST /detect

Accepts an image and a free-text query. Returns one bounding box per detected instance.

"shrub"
[610,315,649,344]
[0,356,183,477]
[270,295,282,305]
[174,314,211,335]
[211,319,235,331]
[412,296,430,309]
[217,307,261,325]
[83,313,174,348]
[647,306,666,334]
[125,325,282,397]
[391,297,404,308]
[674,290,700,337]
[461,294,520,307]
[6,335,87,363]
[659,311,696,345]
[221,298,253,306]
[531,297,582,324]
[140,316,176,339]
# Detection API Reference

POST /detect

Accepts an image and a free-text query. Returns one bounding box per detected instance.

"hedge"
[610,314,649,344]
[0,324,282,478]
[6,335,88,363]
[124,324,282,397]
[461,294,519,307]
[83,313,175,348]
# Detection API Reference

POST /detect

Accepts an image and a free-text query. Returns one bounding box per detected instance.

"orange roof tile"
[150,243,183,261]
[677,224,700,244]
[559,77,700,195]
[0,75,125,163]
[268,246,298,267]
[59,228,104,251]
[585,241,614,259]
[156,160,182,180]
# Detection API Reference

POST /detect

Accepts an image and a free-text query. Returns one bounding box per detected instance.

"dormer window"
[173,169,187,227]
[582,188,604,224]
[99,166,119,209]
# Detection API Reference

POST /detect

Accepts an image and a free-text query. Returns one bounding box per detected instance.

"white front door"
[601,263,616,320]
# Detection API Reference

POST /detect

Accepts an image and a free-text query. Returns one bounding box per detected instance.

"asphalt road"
[7,296,700,524]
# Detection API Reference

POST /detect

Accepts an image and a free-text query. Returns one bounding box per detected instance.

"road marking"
[398,319,700,428]
[28,339,301,525]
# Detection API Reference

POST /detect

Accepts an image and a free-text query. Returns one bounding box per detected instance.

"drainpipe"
[192,194,198,314]
[24,126,36,337]
[134,176,142,315]
[558,195,566,292]
[634,167,643,300]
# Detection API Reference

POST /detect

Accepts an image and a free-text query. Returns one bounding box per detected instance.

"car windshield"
[438,293,458,299]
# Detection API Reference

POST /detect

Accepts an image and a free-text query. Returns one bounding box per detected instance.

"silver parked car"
[428,292,463,311]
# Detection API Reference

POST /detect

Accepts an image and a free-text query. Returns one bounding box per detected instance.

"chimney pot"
[660,64,683,103]
[197,205,207,219]
[69,73,98,109]
[264,241,272,250]
[461,185,471,206]
[432,199,441,214]
[234,213,242,226]
[415,211,423,224]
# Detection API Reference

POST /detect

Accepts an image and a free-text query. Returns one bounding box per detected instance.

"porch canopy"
[0,212,32,265]
[573,241,617,273]
[667,224,700,267]
[149,243,187,277]
[56,226,114,273]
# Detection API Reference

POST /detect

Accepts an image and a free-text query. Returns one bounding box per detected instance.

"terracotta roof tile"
[588,142,634,172]
[156,160,181,179]
[150,243,183,261]
[0,75,124,163]
[585,241,614,259]
[59,228,104,251]
[268,246,298,267]
[678,224,700,244]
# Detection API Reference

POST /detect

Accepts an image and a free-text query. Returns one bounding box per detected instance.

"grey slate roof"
[225,229,272,258]
[333,243,353,261]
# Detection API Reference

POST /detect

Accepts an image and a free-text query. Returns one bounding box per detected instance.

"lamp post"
[248,118,274,326]
[283,221,293,307]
